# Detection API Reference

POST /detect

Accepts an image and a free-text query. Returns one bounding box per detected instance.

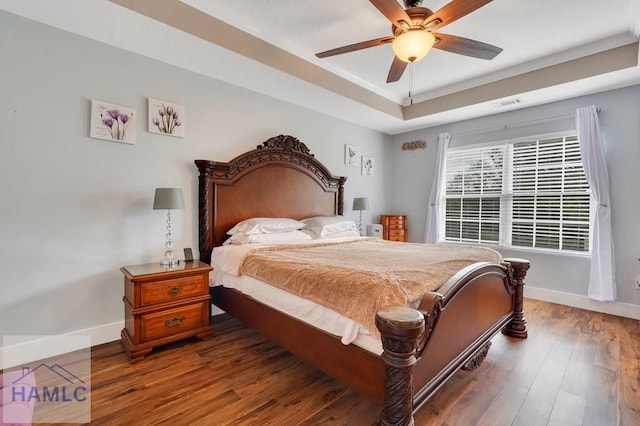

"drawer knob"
[165,316,186,327]
[169,286,181,295]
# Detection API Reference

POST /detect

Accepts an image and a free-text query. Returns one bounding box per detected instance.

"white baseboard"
[1,320,123,369]
[525,286,640,320]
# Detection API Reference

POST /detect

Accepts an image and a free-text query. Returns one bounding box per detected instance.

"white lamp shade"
[392,30,436,63]
[153,188,185,210]
[352,197,369,211]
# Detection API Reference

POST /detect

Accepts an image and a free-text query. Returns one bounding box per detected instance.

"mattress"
[210,237,501,355]
[210,238,385,355]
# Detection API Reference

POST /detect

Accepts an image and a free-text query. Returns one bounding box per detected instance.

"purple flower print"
[153,103,181,134]
[101,110,132,141]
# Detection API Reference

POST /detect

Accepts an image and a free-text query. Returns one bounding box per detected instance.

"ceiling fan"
[316,0,503,83]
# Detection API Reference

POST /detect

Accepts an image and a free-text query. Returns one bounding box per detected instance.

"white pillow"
[302,216,358,238]
[223,230,313,245]
[227,217,305,235]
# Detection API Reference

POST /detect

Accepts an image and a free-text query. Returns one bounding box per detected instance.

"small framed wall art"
[345,144,359,166]
[148,98,185,137]
[362,156,374,176]
[90,100,136,144]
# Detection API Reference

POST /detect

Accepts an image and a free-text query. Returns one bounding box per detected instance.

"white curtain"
[576,106,616,301]
[424,132,451,243]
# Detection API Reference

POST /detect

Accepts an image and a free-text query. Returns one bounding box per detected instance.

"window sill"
[440,240,592,259]
[498,245,591,259]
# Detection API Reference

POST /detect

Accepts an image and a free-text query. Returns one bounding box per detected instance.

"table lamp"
[153,188,185,266]
[352,197,369,236]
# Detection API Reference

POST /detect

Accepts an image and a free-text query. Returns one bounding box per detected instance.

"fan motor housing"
[391,7,434,34]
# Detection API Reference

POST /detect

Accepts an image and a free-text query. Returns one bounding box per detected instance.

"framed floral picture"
[362,156,374,176]
[90,100,136,144]
[345,144,359,166]
[148,98,185,137]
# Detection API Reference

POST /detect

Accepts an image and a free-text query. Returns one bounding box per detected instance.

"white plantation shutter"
[442,132,591,255]
[444,145,503,244]
[510,136,591,251]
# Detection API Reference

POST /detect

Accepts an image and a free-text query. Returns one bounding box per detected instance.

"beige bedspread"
[239,238,502,337]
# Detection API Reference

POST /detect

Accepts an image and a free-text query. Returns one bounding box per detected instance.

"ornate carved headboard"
[195,135,346,263]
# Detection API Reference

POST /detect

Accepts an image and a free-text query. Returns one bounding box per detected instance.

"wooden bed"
[196,135,529,426]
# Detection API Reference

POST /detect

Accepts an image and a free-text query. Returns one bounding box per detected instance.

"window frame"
[439,130,593,256]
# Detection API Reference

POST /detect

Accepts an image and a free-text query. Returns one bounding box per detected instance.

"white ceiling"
[181,0,638,100]
[2,0,640,135]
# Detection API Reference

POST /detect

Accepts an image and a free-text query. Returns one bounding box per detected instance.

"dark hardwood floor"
[22,299,640,425]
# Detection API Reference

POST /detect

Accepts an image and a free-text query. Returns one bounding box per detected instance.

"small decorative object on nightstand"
[366,223,383,238]
[381,214,408,242]
[120,260,213,362]
[153,187,185,266]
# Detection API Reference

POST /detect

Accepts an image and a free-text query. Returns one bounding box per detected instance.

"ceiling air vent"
[494,97,523,108]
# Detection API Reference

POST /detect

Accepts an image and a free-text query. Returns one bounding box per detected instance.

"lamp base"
[160,259,180,266]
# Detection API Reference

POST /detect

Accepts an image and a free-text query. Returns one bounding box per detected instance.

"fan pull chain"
[409,61,414,106]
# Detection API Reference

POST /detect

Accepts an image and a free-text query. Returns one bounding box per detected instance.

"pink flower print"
[101,109,132,141]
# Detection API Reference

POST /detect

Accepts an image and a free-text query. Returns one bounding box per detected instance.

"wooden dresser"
[380,214,408,242]
[121,260,213,362]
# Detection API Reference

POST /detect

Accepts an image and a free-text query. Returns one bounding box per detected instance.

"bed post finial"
[376,306,425,426]
[502,258,530,338]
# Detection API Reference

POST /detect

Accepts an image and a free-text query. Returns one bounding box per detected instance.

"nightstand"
[120,260,213,362]
[380,214,408,242]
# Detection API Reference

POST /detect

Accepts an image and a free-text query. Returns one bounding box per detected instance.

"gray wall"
[0,11,392,339]
[2,8,637,347]
[390,86,640,308]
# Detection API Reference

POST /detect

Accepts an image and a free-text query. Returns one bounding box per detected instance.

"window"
[444,145,504,244]
[442,133,591,253]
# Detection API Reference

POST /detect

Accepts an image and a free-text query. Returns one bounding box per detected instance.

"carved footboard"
[376,258,530,426]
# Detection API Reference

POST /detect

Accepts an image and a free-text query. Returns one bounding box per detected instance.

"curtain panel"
[576,105,616,301]
[424,132,451,243]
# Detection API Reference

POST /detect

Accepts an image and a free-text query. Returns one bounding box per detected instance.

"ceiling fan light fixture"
[392,29,435,63]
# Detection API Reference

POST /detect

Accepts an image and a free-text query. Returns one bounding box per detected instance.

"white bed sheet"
[210,239,385,355]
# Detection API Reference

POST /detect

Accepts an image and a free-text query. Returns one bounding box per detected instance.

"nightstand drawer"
[140,275,206,306]
[141,302,208,341]
[387,229,407,239]
[385,217,406,227]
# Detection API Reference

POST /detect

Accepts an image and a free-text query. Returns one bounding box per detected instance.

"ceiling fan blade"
[433,33,502,59]
[386,56,408,83]
[426,0,493,31]
[316,36,394,58]
[369,0,413,29]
